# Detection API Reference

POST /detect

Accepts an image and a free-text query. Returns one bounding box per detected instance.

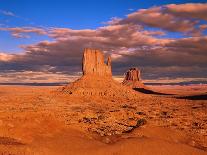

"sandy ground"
[0,85,206,155]
[149,84,207,95]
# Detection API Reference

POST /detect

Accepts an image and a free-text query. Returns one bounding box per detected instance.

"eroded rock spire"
[82,48,112,77]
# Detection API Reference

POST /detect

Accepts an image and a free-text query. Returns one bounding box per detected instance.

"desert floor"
[0,84,206,155]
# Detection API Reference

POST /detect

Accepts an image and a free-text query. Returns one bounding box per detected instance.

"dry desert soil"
[0,84,206,155]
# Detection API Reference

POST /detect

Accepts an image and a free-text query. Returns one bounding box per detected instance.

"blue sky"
[1,0,206,28]
[1,0,207,53]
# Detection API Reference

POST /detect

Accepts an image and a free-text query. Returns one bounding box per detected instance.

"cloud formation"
[0,10,17,17]
[114,3,207,36]
[166,3,207,20]
[0,27,47,38]
[0,3,207,82]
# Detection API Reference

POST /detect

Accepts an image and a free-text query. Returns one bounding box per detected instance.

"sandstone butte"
[122,67,146,89]
[61,48,139,98]
[82,48,112,77]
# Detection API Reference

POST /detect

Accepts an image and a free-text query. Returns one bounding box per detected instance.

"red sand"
[0,85,206,154]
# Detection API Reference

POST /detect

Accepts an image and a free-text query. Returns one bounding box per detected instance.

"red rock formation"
[60,48,139,98]
[122,68,146,89]
[124,68,141,81]
[82,48,112,77]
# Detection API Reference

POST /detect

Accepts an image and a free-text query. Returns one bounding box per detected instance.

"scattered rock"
[82,117,97,124]
[136,111,146,115]
[0,137,24,145]
[122,104,136,109]
[124,126,135,133]
[123,118,147,133]
[161,111,168,116]
[136,118,147,127]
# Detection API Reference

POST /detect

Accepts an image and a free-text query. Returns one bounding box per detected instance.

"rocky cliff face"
[83,48,112,77]
[122,68,145,89]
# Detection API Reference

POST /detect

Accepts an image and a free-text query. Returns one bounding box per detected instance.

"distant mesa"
[60,48,139,98]
[122,67,146,89]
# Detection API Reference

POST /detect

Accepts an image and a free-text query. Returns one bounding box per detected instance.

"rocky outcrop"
[122,68,146,89]
[123,68,141,81]
[83,48,112,77]
[60,48,139,98]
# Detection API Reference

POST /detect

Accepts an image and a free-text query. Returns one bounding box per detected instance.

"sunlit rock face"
[60,48,139,98]
[82,48,112,77]
[122,68,146,89]
[123,68,141,81]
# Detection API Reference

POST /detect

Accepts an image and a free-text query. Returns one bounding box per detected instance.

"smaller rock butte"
[122,68,146,89]
[61,48,139,98]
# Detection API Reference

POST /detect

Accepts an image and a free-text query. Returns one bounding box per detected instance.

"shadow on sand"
[177,94,207,100]
[134,88,207,100]
[133,88,173,95]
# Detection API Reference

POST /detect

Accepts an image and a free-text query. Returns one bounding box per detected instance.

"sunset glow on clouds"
[0,1,207,83]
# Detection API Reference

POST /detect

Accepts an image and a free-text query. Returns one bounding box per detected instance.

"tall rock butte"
[60,48,139,98]
[122,68,146,89]
[83,48,112,77]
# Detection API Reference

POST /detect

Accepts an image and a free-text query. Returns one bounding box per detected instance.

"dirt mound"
[60,48,139,98]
